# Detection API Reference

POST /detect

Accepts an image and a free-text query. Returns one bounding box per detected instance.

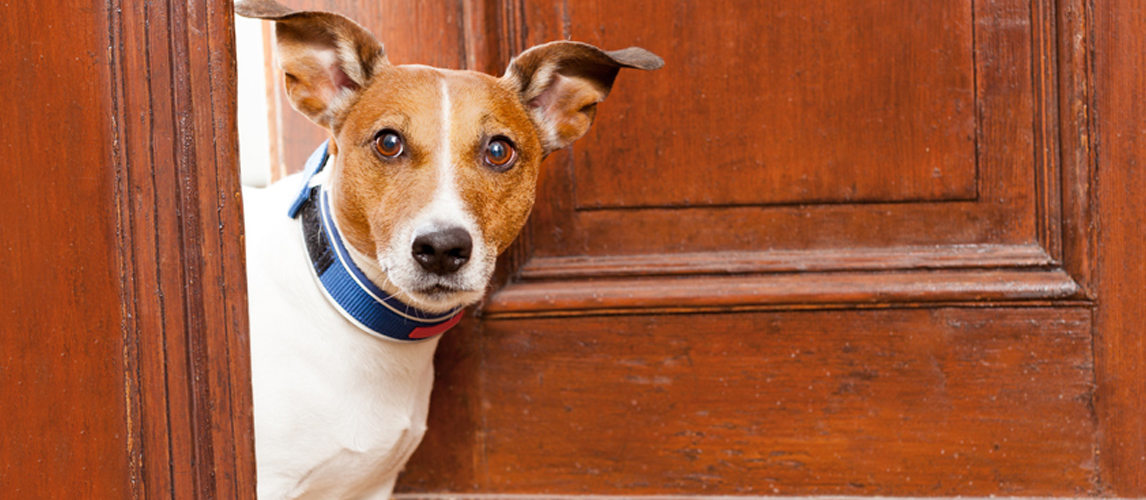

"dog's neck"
[341,233,389,292]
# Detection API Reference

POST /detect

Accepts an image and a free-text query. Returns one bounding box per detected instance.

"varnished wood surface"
[1053,0,1094,297]
[113,0,256,497]
[569,0,979,208]
[517,245,1060,280]
[0,2,129,497]
[520,0,1056,266]
[403,308,1097,496]
[485,270,1082,318]
[0,0,255,498]
[1093,0,1146,495]
[9,0,1145,496]
[109,0,256,498]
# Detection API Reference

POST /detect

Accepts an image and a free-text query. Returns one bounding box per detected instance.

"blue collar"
[289,141,463,342]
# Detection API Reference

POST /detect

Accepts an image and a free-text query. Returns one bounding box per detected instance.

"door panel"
[570,1,978,208]
[485,0,1083,345]
[520,0,1061,277]
[479,308,1094,496]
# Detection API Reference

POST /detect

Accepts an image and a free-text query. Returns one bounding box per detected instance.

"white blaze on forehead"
[409,74,474,238]
[439,77,452,183]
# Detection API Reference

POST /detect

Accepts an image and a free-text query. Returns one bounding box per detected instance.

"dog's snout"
[411,227,473,275]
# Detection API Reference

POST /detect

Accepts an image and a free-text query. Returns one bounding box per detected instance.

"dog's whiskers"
[376,271,404,302]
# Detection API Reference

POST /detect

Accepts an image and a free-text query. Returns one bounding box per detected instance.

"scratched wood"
[111,1,255,497]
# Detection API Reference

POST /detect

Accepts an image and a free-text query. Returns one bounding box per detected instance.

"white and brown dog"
[236,1,661,498]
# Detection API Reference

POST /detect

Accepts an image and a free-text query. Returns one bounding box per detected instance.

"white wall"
[234,14,272,187]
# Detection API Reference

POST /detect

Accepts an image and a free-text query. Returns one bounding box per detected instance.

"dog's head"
[237,0,662,313]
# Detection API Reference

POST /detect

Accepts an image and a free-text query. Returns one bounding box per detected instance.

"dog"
[236,1,662,498]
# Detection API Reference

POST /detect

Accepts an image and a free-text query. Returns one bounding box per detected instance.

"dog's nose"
[411,227,473,275]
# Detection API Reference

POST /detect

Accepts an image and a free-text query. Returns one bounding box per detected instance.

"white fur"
[246,6,498,496]
[244,179,441,500]
[244,75,495,500]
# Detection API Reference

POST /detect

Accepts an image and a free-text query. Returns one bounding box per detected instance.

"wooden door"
[265,0,1146,497]
[0,1,255,498]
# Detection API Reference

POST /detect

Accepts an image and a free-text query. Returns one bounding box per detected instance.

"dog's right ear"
[235,0,387,130]
[501,41,663,155]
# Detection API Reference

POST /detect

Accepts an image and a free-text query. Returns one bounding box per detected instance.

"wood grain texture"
[244,0,1116,497]
[1055,0,1095,297]
[398,309,1100,496]
[570,0,978,208]
[520,0,1049,264]
[1092,0,1146,494]
[0,0,254,498]
[485,270,1082,319]
[0,2,130,497]
[401,308,1098,496]
[518,244,1058,280]
[109,0,255,498]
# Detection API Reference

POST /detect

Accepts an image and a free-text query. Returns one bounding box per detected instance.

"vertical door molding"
[108,0,256,498]
[1092,0,1146,494]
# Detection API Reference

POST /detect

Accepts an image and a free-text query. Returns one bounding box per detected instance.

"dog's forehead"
[338,65,442,130]
[369,64,444,102]
[345,65,525,126]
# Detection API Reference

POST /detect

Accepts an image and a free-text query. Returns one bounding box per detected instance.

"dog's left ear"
[502,41,663,154]
[236,0,388,130]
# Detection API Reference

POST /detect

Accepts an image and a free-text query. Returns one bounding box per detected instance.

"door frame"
[109,0,256,498]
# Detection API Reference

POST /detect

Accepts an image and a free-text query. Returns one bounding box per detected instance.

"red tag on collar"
[409,310,464,339]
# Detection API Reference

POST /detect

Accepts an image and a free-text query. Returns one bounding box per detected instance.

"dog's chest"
[243,179,441,498]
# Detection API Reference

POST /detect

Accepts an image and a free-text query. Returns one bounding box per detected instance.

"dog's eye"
[484,138,516,170]
[373,131,404,158]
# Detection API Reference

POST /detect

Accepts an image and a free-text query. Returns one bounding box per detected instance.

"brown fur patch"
[443,71,543,254]
[327,66,543,260]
